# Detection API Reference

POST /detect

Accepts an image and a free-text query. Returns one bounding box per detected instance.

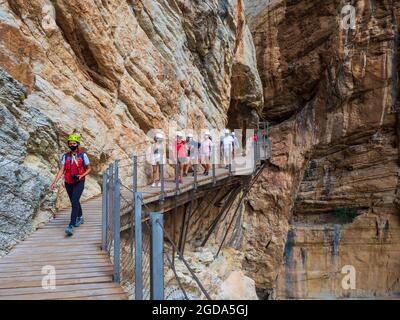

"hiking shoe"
[75,216,84,227]
[151,182,156,187]
[183,173,188,177]
[179,178,183,184]
[65,225,74,236]
[204,171,209,176]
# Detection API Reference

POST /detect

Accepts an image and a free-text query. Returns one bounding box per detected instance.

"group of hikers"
[150,129,240,186]
[50,129,241,236]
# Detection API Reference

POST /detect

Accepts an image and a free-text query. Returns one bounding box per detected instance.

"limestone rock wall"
[244,0,400,299]
[0,0,263,256]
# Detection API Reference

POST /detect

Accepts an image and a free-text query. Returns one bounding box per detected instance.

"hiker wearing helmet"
[184,133,200,177]
[175,131,187,184]
[231,131,240,160]
[200,131,213,176]
[51,132,91,236]
[221,129,234,169]
[151,132,164,187]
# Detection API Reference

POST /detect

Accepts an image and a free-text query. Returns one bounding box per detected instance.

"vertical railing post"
[135,192,143,300]
[263,122,267,160]
[101,171,107,251]
[133,155,138,194]
[212,145,216,185]
[107,163,114,253]
[175,160,180,194]
[193,162,198,190]
[228,144,232,176]
[113,161,121,283]
[253,139,257,173]
[150,212,164,300]
[160,147,165,202]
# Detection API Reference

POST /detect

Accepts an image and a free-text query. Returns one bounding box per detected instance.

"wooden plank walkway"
[0,158,256,300]
[0,198,128,300]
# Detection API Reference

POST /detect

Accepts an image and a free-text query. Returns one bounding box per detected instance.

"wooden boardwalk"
[0,158,257,300]
[0,198,128,300]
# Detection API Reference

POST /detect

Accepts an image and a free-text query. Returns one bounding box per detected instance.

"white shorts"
[151,154,161,166]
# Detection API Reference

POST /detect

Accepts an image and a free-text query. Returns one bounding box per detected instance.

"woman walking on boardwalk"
[51,133,91,236]
[151,132,164,187]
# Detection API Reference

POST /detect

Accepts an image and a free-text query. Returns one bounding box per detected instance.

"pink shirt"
[200,139,213,156]
[176,140,187,158]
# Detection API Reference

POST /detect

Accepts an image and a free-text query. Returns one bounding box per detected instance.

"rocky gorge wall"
[1,0,399,301]
[243,0,400,299]
[0,0,263,256]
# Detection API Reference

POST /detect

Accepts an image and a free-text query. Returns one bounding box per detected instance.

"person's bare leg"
[185,160,192,175]
[155,163,160,183]
[179,162,184,181]
[151,165,157,185]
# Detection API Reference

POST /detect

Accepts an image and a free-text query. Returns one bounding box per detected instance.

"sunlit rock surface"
[243,0,400,299]
[0,0,262,255]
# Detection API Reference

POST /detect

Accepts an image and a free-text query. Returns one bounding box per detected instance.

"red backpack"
[62,150,87,184]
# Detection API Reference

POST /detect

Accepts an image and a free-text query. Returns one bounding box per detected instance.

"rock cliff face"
[0,0,263,256]
[2,0,399,301]
[244,0,400,299]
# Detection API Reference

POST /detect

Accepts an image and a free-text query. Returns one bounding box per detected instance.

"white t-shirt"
[232,136,240,149]
[200,139,213,156]
[222,135,234,150]
[151,142,164,163]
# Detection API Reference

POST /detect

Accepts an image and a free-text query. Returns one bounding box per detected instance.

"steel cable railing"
[100,126,271,300]
[157,220,212,300]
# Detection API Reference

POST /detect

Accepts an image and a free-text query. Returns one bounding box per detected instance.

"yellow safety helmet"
[67,133,81,143]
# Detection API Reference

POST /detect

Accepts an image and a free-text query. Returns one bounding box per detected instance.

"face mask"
[69,145,78,151]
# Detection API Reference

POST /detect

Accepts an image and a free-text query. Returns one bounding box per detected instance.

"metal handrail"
[100,123,271,300]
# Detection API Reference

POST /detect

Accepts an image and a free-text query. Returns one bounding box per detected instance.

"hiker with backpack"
[51,133,91,236]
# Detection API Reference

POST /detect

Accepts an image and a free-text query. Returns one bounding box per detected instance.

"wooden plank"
[0,262,112,272]
[0,253,108,264]
[8,251,105,258]
[0,287,127,300]
[57,293,128,300]
[0,259,109,268]
[10,246,101,254]
[0,262,112,277]
[0,266,113,278]
[0,282,122,296]
[0,275,112,289]
[17,241,101,247]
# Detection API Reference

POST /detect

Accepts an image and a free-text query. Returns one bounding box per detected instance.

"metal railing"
[100,126,272,300]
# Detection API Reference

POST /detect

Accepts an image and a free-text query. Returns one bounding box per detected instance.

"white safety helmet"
[176,131,184,138]
[187,133,194,139]
[231,132,236,136]
[224,129,230,135]
[155,133,164,140]
[204,131,211,137]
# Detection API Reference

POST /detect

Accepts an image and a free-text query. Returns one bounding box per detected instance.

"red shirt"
[176,140,187,158]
